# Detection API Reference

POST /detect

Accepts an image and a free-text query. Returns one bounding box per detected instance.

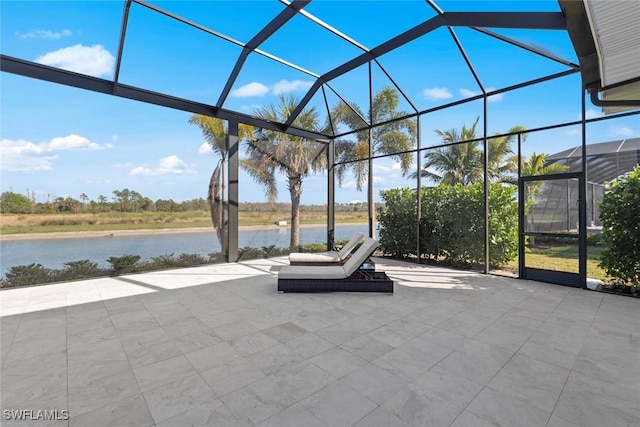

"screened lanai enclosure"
[1,0,639,289]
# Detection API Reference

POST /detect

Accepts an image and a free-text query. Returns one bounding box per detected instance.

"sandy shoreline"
[0,223,366,242]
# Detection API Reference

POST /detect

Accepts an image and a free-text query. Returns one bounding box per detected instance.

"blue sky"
[1,0,638,206]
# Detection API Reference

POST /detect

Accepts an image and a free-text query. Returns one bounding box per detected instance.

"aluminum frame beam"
[227,119,240,262]
[216,0,310,109]
[286,11,565,126]
[0,55,331,142]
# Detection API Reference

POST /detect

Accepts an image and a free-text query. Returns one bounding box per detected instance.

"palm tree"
[79,193,89,211]
[412,117,481,184]
[412,117,524,185]
[242,95,329,250]
[505,152,569,241]
[188,115,252,248]
[512,152,568,188]
[488,125,526,183]
[332,87,416,190]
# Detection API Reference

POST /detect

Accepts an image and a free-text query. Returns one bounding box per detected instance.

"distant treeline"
[0,189,369,214]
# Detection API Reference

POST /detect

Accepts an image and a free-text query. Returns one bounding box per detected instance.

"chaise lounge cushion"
[279,237,378,280]
[288,252,341,263]
[288,232,365,264]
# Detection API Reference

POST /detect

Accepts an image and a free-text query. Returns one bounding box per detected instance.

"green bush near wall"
[599,165,640,293]
[378,183,518,268]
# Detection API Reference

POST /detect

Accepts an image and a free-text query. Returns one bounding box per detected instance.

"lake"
[0,224,369,276]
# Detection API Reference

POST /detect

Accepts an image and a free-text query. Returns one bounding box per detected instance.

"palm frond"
[240,157,278,202]
[189,115,227,156]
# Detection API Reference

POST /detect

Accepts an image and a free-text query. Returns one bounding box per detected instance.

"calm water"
[0,224,368,276]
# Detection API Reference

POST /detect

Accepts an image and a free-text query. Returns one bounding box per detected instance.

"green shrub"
[209,252,226,263]
[599,165,640,293]
[176,253,209,266]
[238,246,262,261]
[586,232,602,247]
[107,254,141,275]
[378,183,518,268]
[59,260,106,280]
[1,263,52,288]
[261,245,278,256]
[143,253,179,271]
[377,187,417,258]
[298,243,327,253]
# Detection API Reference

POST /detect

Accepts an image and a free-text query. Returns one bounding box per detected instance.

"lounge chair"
[288,232,365,266]
[278,237,393,293]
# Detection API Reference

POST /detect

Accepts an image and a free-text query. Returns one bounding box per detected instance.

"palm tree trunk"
[221,156,227,255]
[288,174,302,251]
[208,162,224,248]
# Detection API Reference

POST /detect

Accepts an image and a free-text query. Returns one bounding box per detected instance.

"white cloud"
[459,87,503,103]
[129,155,196,176]
[486,88,503,103]
[113,162,134,169]
[422,87,452,100]
[0,135,111,172]
[583,109,604,120]
[35,44,114,78]
[47,134,111,151]
[231,79,314,98]
[272,79,313,94]
[198,142,211,154]
[349,199,364,204]
[373,163,391,173]
[230,82,270,98]
[459,88,477,98]
[610,126,635,137]
[391,162,402,170]
[566,128,581,136]
[16,29,72,40]
[86,179,112,184]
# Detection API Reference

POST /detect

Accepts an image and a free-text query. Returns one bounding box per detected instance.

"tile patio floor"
[1,257,639,427]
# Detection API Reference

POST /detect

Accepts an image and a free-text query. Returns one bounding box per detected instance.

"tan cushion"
[278,265,347,280]
[336,232,365,259]
[279,237,379,281]
[289,251,340,263]
[288,232,365,263]
[342,238,378,276]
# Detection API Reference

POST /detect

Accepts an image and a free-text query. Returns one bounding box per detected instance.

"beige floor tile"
[201,357,265,396]
[1,258,638,427]
[133,354,197,392]
[143,374,216,424]
[311,346,368,378]
[342,363,407,405]
[301,381,377,427]
[382,386,462,427]
[273,360,336,401]
[256,403,325,427]
[68,394,153,427]
[466,386,550,427]
[488,353,570,412]
[155,399,246,427]
[68,369,140,417]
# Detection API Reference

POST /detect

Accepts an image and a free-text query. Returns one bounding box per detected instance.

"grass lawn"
[0,211,368,235]
[505,244,608,281]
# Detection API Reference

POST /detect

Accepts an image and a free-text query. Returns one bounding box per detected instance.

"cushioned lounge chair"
[278,237,393,293]
[289,232,365,266]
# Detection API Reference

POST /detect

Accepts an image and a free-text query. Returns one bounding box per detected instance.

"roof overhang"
[559,0,640,114]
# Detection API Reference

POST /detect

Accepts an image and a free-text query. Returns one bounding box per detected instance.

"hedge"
[378,183,518,268]
[599,165,640,292]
